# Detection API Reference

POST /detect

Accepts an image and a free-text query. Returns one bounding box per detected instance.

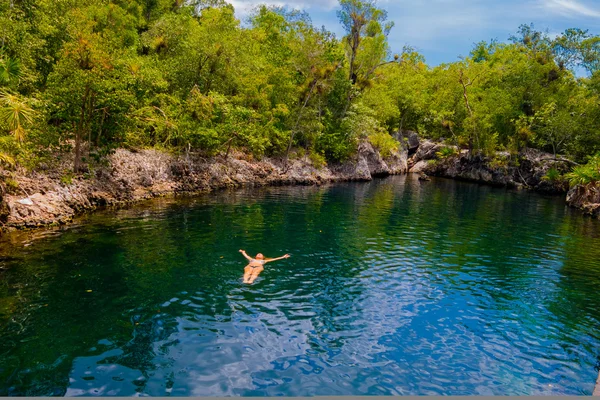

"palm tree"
[0,55,27,166]
[0,56,21,85]
[0,90,35,144]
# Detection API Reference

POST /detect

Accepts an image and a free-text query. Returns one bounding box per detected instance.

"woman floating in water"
[239,249,290,284]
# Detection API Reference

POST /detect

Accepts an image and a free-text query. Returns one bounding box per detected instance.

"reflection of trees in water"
[0,208,217,395]
[2,177,600,395]
[401,178,573,285]
[546,215,600,349]
[0,232,137,395]
[95,312,179,389]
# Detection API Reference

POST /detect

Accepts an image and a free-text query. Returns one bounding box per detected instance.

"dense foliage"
[1,0,600,181]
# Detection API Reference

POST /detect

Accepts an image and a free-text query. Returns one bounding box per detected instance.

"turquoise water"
[1,175,599,396]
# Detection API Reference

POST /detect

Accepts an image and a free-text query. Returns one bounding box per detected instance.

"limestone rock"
[409,160,430,174]
[358,142,391,177]
[1,137,410,231]
[406,131,420,152]
[567,184,600,219]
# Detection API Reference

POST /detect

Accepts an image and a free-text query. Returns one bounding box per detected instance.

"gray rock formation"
[1,138,410,231]
[567,184,600,219]
[406,138,570,194]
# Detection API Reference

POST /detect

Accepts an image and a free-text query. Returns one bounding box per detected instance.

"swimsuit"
[249,259,265,268]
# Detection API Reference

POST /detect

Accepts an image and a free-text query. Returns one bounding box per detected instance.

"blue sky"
[229,0,600,66]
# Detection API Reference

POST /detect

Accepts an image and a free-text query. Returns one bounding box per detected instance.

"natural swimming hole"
[1,175,599,396]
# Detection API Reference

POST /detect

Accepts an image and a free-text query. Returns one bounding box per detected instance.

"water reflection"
[0,176,599,396]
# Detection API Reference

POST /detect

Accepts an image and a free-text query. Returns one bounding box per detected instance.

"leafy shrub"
[435,146,458,159]
[317,131,358,162]
[60,172,74,186]
[542,167,563,183]
[489,154,510,169]
[4,177,19,193]
[308,150,327,169]
[318,103,383,162]
[368,130,398,158]
[0,135,17,167]
[290,148,306,160]
[566,154,600,186]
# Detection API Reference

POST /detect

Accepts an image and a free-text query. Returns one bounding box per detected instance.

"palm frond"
[0,151,15,166]
[566,155,600,186]
[0,57,22,85]
[0,91,35,143]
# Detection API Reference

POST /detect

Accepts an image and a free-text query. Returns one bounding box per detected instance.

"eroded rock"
[567,184,600,219]
[1,140,408,231]
[408,140,571,194]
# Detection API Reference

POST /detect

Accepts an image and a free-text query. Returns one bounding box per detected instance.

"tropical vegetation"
[1,0,600,184]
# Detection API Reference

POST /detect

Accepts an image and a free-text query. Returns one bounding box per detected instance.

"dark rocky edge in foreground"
[0,142,408,231]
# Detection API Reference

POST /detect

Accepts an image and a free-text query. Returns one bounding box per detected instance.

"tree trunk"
[343,21,362,117]
[283,80,318,172]
[86,92,95,159]
[96,107,107,147]
[399,112,407,133]
[223,132,239,160]
[348,28,359,83]
[224,139,232,160]
[74,84,91,173]
[74,130,82,173]
[459,70,476,157]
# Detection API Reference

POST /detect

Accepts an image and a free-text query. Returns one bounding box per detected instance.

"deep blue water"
[1,175,599,396]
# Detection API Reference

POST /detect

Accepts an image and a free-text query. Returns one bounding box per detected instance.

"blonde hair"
[255,253,265,260]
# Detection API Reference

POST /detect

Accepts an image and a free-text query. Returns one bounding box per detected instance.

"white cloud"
[382,0,495,53]
[224,0,600,65]
[229,0,338,16]
[542,0,600,18]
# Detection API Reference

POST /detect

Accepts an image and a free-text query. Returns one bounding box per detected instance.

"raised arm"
[239,250,252,261]
[265,254,290,263]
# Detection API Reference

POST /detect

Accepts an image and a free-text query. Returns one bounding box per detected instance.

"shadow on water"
[1,175,600,396]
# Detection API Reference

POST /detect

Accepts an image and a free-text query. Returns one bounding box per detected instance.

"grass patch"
[60,171,74,186]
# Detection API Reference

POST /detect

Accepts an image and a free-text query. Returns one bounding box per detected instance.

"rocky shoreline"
[567,183,600,219]
[405,137,600,219]
[407,139,569,193]
[0,142,408,231]
[2,134,599,233]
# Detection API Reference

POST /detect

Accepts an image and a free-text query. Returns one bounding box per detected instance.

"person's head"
[255,253,265,260]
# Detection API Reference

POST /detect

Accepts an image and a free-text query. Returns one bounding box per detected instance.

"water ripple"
[0,176,600,396]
